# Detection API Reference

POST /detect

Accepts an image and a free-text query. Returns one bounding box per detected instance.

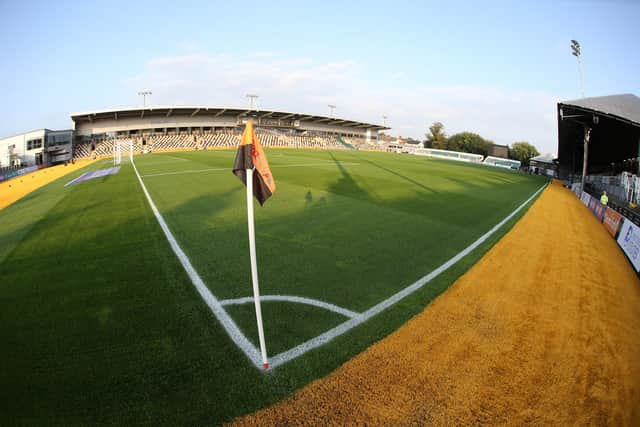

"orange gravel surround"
[232,181,640,425]
[0,160,96,210]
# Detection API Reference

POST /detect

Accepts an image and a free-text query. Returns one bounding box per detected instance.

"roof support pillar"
[637,136,640,176]
[580,125,591,194]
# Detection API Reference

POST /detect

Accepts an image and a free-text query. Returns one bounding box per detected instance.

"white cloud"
[126,52,559,154]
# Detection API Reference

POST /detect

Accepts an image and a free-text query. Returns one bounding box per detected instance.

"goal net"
[113,139,133,166]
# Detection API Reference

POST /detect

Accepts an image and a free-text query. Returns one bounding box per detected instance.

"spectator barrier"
[0,165,42,183]
[578,189,640,273]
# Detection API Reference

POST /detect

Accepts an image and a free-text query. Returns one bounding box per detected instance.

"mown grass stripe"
[141,162,360,177]
[269,181,547,368]
[131,158,264,368]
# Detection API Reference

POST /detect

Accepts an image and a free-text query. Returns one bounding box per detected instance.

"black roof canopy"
[557,94,640,179]
[559,94,640,127]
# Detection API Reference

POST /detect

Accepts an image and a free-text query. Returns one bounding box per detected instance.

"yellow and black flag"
[232,119,275,369]
[232,120,276,205]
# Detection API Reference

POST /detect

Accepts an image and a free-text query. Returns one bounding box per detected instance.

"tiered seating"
[257,131,343,149]
[94,139,115,157]
[73,142,92,158]
[72,138,137,159]
[146,134,195,151]
[341,137,369,149]
[72,130,355,159]
[199,131,240,148]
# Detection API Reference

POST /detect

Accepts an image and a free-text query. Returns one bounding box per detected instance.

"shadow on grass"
[354,154,440,195]
[0,154,548,426]
[0,165,270,426]
[327,151,376,204]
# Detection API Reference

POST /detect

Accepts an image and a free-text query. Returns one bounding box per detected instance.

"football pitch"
[0,149,547,424]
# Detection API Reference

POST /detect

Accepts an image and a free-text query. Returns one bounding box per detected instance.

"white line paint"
[155,155,189,161]
[138,156,189,165]
[141,167,228,177]
[134,150,548,371]
[274,162,360,168]
[141,162,360,178]
[130,159,264,369]
[220,295,360,319]
[268,182,548,368]
[271,153,341,162]
[139,159,188,167]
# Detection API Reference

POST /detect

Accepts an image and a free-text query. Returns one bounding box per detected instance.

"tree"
[446,132,492,156]
[509,142,540,166]
[425,122,447,149]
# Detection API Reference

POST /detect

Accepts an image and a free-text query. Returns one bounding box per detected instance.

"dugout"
[529,153,557,177]
[557,94,640,180]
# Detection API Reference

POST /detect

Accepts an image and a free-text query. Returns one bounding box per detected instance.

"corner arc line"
[220,295,360,319]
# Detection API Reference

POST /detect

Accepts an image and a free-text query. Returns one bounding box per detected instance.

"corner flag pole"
[245,167,269,369]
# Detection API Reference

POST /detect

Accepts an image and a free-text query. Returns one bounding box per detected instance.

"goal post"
[113,141,120,166]
[113,139,134,166]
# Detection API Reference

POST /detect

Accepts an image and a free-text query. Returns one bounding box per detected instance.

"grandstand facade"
[558,93,640,217]
[558,94,640,178]
[70,106,388,157]
[1,106,389,167]
[71,106,386,139]
[70,106,389,159]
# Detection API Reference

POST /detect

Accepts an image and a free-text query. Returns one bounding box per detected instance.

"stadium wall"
[298,121,375,139]
[75,116,375,139]
[577,189,640,273]
[484,156,521,169]
[72,108,382,140]
[74,116,240,136]
[414,148,484,163]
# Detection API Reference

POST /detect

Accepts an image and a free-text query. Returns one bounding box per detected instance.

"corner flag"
[232,120,274,369]
[233,120,276,205]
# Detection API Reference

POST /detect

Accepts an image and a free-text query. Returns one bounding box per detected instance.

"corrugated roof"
[69,105,389,130]
[530,153,556,164]
[560,93,640,126]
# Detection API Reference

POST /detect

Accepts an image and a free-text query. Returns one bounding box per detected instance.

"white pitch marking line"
[275,162,360,168]
[156,155,189,161]
[138,156,189,164]
[139,159,188,166]
[141,167,228,177]
[267,181,549,369]
[134,150,547,370]
[220,295,360,319]
[131,159,264,369]
[270,153,341,162]
[140,162,361,178]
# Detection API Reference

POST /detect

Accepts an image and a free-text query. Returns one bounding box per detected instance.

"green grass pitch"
[0,149,547,424]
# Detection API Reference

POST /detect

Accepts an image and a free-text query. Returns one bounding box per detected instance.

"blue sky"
[1,0,638,154]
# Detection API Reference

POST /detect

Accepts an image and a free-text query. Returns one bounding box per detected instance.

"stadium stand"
[71,130,348,160]
[64,105,389,161]
[73,142,92,159]
[336,137,357,150]
[343,137,374,150]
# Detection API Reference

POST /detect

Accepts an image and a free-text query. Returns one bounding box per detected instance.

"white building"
[0,129,73,168]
